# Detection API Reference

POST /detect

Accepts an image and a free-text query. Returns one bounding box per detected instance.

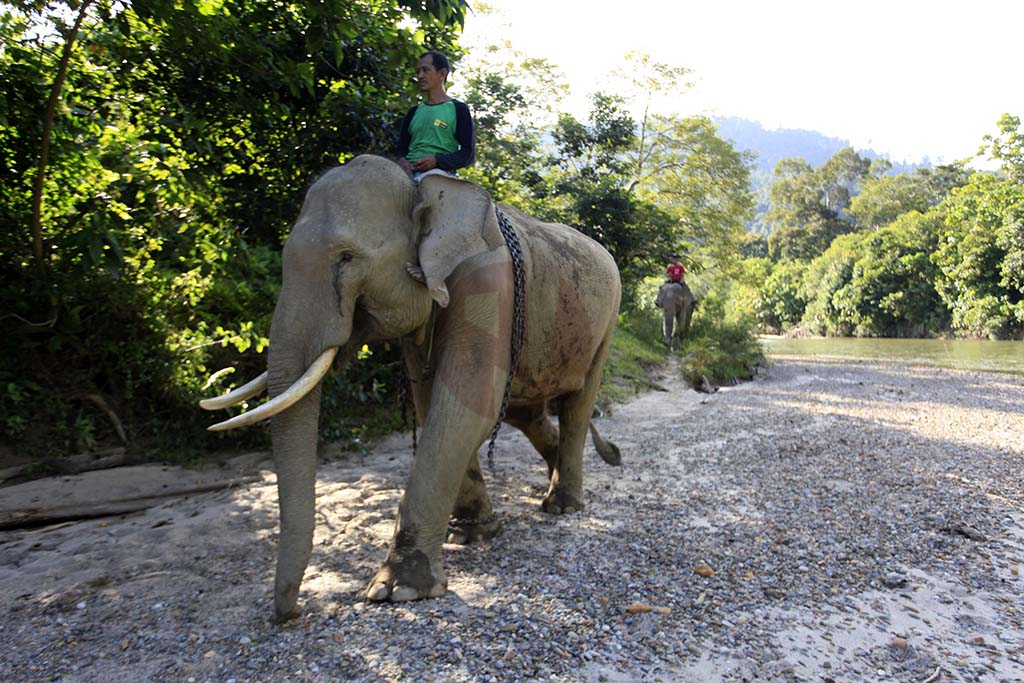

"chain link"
[486,207,527,469]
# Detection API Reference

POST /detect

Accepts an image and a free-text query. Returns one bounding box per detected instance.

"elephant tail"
[589,423,622,466]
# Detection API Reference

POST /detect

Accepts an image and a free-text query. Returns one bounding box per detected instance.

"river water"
[760,336,1024,376]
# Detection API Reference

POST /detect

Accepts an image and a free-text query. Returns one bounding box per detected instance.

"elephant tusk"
[207,348,338,432]
[198,372,269,411]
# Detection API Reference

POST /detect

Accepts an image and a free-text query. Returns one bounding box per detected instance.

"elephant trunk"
[267,341,318,621]
[266,340,358,622]
[269,380,322,622]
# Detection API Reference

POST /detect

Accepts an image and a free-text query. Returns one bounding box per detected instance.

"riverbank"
[760,336,1024,376]
[1,357,1023,682]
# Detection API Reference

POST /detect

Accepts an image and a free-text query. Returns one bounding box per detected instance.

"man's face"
[417,56,446,91]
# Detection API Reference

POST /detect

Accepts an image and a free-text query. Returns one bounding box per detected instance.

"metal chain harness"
[486,206,527,469]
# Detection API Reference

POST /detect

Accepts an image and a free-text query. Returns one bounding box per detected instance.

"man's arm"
[395,106,417,159]
[435,100,475,171]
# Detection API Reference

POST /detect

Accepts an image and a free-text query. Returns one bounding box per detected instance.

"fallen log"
[0,474,261,531]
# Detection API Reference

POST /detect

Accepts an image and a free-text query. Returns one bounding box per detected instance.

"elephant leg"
[447,451,502,545]
[368,258,510,602]
[680,301,694,338]
[543,334,612,514]
[366,380,496,602]
[504,401,559,478]
[405,333,500,546]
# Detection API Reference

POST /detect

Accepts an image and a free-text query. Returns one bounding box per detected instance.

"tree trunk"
[30,0,96,272]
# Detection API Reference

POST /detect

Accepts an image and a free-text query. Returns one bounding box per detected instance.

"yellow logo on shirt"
[433,119,448,129]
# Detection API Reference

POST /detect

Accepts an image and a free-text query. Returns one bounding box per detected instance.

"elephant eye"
[338,251,354,264]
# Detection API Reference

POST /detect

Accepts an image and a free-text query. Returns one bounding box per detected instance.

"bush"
[598,317,665,406]
[674,293,766,387]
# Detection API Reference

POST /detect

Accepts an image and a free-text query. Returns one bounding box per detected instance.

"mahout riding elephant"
[200,155,622,622]
[655,281,695,350]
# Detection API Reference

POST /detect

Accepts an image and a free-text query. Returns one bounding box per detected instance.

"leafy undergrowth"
[674,307,768,388]
[597,320,667,408]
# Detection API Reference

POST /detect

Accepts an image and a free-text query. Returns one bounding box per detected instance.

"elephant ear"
[412,175,500,308]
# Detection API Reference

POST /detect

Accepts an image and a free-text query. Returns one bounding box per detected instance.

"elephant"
[655,281,695,350]
[199,155,622,622]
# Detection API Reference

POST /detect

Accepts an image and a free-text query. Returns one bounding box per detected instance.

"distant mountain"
[714,116,921,176]
[713,117,923,235]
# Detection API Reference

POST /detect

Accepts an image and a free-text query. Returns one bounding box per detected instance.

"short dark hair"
[420,50,451,74]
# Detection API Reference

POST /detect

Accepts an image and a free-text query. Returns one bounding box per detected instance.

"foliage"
[797,232,865,336]
[739,232,768,258]
[597,318,665,406]
[933,172,1024,338]
[541,83,753,305]
[631,114,755,270]
[542,93,677,299]
[848,167,962,231]
[674,292,766,387]
[834,210,949,337]
[458,39,567,204]
[766,148,872,261]
[1,0,465,457]
[317,343,408,451]
[980,113,1024,183]
[723,257,770,325]
[754,259,808,333]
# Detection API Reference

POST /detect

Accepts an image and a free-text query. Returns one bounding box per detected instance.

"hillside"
[714,117,923,234]
[714,117,921,176]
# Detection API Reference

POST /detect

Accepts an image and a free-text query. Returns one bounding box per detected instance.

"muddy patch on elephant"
[2,358,1024,682]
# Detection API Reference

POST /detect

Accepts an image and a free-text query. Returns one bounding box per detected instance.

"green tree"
[545,53,753,293]
[848,165,968,231]
[980,113,1024,183]
[630,114,754,270]
[798,232,866,336]
[544,93,677,297]
[458,43,567,203]
[766,147,871,261]
[739,232,768,258]
[835,210,949,336]
[754,259,808,332]
[933,173,1024,338]
[1,0,467,455]
[613,54,753,271]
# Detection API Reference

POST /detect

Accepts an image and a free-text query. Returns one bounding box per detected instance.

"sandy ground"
[1,357,1023,682]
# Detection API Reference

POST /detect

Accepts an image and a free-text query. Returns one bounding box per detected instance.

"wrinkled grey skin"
[263,155,621,621]
[655,281,695,350]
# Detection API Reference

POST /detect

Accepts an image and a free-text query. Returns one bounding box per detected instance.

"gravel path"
[2,357,1023,682]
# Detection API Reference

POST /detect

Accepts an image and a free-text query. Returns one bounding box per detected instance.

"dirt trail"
[2,358,1023,682]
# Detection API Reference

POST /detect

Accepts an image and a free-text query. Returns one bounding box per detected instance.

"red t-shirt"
[666,263,686,282]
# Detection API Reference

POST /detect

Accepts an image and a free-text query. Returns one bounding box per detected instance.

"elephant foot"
[541,487,585,515]
[365,548,447,603]
[447,514,503,545]
[273,603,301,624]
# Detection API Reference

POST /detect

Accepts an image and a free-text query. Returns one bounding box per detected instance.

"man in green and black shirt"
[395,51,475,180]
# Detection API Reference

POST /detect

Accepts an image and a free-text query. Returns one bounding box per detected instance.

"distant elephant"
[200,156,622,622]
[655,281,695,350]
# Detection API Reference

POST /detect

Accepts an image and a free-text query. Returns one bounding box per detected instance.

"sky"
[459,0,1024,166]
